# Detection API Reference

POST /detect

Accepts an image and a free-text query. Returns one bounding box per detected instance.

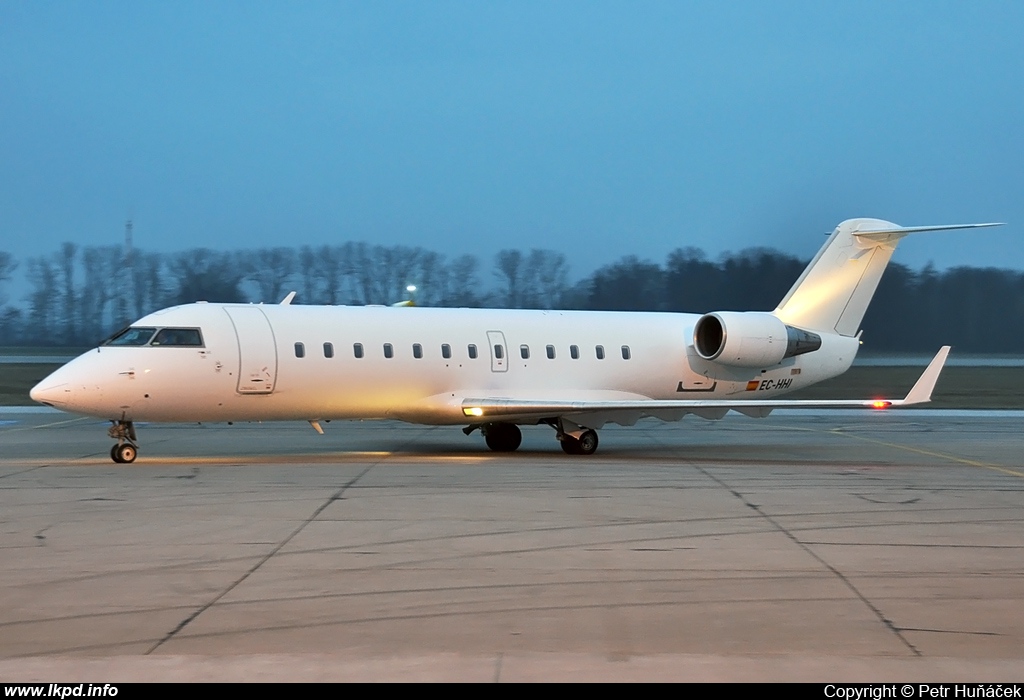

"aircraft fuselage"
[32,302,860,425]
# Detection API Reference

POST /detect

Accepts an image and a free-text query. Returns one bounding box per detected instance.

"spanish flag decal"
[746,380,760,391]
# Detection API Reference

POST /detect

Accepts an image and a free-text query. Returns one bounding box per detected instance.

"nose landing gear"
[107,420,139,463]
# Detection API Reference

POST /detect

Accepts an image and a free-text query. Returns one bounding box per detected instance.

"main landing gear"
[482,422,522,452]
[552,417,598,455]
[108,419,139,463]
[559,428,598,456]
[466,420,600,456]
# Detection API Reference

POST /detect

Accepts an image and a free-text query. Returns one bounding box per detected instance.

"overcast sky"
[1,1,1021,283]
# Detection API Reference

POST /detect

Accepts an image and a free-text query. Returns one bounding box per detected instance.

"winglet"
[899,346,951,405]
[280,291,297,305]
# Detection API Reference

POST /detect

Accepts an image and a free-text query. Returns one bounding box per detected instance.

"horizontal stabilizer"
[852,222,1003,243]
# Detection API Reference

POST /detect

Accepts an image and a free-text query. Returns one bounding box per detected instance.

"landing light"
[464,407,484,417]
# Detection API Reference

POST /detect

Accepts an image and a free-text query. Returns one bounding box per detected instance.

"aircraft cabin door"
[486,330,508,373]
[224,306,278,394]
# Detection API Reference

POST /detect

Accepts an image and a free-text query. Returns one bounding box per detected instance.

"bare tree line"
[0,243,568,346]
[0,242,1021,353]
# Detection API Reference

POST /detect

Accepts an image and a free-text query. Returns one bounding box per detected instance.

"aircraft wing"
[461,346,950,422]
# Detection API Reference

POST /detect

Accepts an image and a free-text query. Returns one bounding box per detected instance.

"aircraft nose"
[30,380,69,407]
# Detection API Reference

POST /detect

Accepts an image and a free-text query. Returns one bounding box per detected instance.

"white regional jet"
[30,218,999,463]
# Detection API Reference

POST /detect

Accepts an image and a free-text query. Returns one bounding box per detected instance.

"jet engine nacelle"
[693,311,822,368]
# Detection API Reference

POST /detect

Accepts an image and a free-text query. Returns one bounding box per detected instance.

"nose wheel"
[110,442,138,463]
[107,420,139,463]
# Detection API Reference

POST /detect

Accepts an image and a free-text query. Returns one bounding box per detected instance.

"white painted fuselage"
[32,303,859,426]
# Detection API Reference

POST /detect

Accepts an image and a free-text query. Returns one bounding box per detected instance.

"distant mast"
[121,219,135,322]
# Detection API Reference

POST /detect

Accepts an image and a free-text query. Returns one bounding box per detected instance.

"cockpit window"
[151,328,204,347]
[104,327,157,346]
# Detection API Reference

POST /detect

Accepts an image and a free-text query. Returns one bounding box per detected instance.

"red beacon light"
[872,400,892,410]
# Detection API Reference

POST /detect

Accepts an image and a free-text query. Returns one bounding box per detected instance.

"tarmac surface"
[1,408,1023,681]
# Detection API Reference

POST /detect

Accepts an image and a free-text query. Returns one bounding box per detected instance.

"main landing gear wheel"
[111,443,138,464]
[561,429,599,456]
[484,423,522,452]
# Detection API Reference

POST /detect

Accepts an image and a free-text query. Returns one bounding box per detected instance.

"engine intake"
[693,312,822,368]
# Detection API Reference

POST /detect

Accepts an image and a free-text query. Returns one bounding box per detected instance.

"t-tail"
[772,218,1003,336]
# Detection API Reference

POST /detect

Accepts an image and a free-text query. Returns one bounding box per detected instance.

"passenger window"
[468,344,478,359]
[520,345,530,360]
[621,345,631,360]
[441,344,452,359]
[596,345,605,360]
[353,343,364,359]
[546,345,555,359]
[570,345,579,360]
[413,343,423,359]
[151,328,204,347]
[494,345,504,360]
[383,343,394,359]
[104,327,157,346]
[323,342,334,358]
[294,342,305,358]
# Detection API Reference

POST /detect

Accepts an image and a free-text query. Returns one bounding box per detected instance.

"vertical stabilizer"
[773,218,1001,336]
